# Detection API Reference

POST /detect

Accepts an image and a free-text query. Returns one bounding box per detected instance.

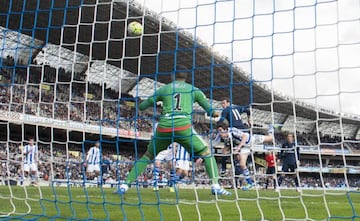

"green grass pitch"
[0,186,359,221]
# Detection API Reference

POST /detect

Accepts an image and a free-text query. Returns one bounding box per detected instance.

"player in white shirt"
[216,121,274,189]
[152,142,191,192]
[21,138,39,186]
[174,143,191,178]
[84,141,101,184]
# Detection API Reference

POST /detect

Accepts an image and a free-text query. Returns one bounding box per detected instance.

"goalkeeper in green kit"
[115,68,231,196]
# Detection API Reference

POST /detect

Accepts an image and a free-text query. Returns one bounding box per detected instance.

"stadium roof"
[86,60,137,93]
[34,43,89,73]
[0,26,43,64]
[1,0,360,128]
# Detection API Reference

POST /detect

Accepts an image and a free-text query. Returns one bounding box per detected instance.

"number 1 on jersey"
[173,93,182,110]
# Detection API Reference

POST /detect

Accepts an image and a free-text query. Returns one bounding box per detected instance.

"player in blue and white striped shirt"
[21,138,39,186]
[84,141,101,184]
[174,143,191,179]
[152,142,191,192]
[217,99,251,175]
[216,121,274,190]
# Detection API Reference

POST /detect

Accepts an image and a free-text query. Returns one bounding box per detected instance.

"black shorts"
[266,167,276,175]
[235,166,242,175]
[282,163,297,172]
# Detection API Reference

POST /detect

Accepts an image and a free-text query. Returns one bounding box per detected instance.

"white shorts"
[86,164,100,173]
[176,160,190,171]
[23,163,38,172]
[155,149,175,162]
[234,134,265,154]
[250,134,265,145]
[239,147,251,154]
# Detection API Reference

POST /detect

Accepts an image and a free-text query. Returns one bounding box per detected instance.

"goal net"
[0,0,359,220]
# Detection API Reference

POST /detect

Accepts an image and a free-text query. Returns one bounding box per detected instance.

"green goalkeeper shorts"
[146,126,209,159]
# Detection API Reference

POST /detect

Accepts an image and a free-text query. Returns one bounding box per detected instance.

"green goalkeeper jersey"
[139,80,213,129]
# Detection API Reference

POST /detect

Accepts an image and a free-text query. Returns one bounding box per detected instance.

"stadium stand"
[1,51,360,190]
[0,1,359,219]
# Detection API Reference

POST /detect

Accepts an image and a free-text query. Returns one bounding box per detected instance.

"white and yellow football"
[127,21,143,36]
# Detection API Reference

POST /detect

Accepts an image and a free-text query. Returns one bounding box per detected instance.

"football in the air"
[127,21,143,36]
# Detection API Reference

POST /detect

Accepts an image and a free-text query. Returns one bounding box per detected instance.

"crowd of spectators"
[1,56,155,132]
[1,56,359,147]
[1,56,360,189]
[1,140,359,189]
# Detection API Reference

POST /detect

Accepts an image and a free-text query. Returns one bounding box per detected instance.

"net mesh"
[0,0,359,220]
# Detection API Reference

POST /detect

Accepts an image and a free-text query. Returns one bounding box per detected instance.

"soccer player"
[216,121,274,190]
[264,151,278,191]
[21,138,39,186]
[152,142,178,191]
[217,98,251,175]
[232,158,243,189]
[174,142,192,181]
[218,98,251,130]
[277,133,301,192]
[116,69,231,196]
[152,142,191,192]
[84,141,101,185]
